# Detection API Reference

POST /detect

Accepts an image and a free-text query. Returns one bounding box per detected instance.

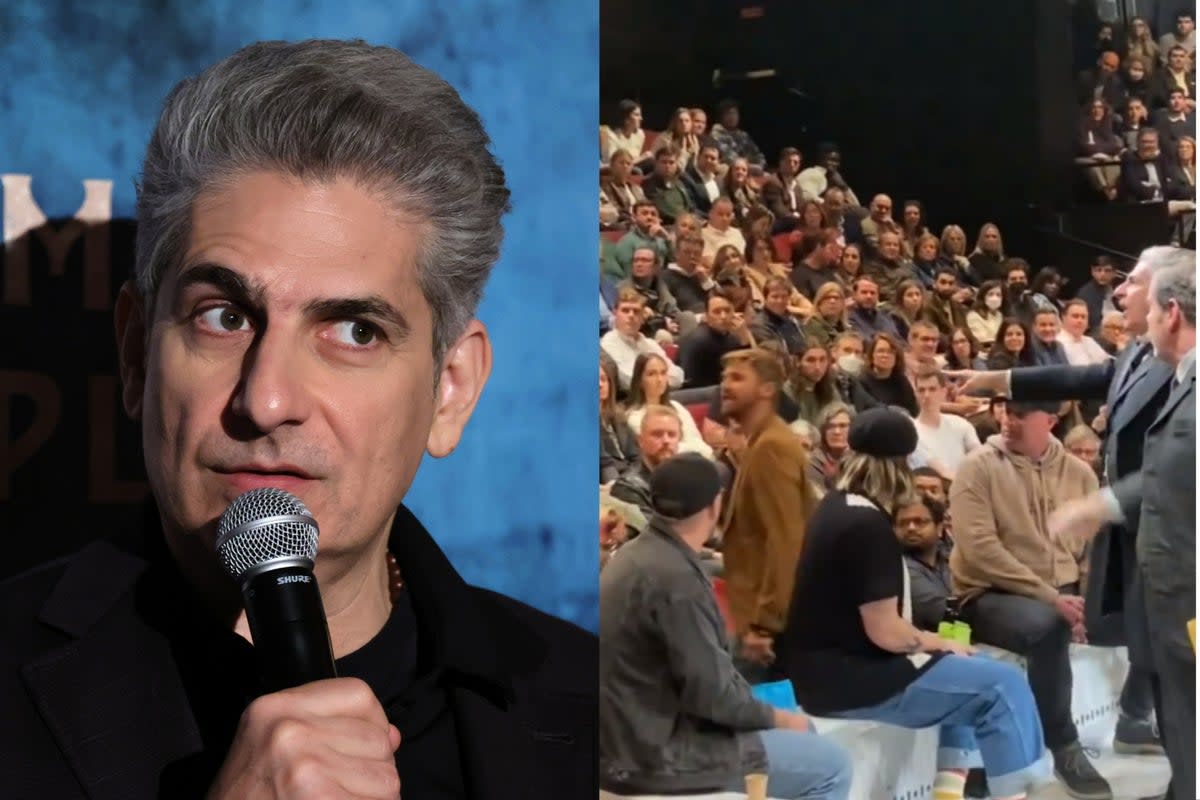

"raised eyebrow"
[174,263,266,308]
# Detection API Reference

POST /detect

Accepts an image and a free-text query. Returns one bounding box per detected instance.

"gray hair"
[135,39,510,364]
[789,418,818,440]
[1150,255,1197,326]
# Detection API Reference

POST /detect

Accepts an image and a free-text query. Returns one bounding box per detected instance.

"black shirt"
[679,324,744,388]
[857,371,919,416]
[783,491,944,715]
[144,539,464,799]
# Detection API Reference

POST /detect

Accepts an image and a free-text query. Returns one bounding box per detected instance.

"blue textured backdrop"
[0,2,599,629]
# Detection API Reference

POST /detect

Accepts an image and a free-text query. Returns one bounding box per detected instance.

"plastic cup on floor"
[745,772,768,800]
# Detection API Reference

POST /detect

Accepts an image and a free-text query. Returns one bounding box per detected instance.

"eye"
[329,320,380,348]
[197,305,252,333]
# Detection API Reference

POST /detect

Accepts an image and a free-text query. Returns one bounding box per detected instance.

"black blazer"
[1010,343,1173,664]
[0,505,598,800]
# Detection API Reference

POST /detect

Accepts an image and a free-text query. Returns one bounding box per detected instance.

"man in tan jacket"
[949,400,1111,800]
[719,348,817,680]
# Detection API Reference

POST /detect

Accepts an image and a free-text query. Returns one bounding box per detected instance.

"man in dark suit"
[761,146,805,233]
[0,40,596,800]
[949,245,1194,769]
[1121,128,1171,202]
[1049,254,1196,800]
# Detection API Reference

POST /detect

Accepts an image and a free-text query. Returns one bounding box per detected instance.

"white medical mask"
[985,294,1003,311]
[836,355,864,376]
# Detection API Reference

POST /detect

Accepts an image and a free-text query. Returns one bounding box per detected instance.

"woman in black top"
[1076,99,1124,200]
[967,223,1006,284]
[600,357,639,482]
[857,333,918,415]
[782,408,1045,800]
[986,318,1038,371]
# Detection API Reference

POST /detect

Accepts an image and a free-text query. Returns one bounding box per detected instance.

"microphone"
[216,487,337,692]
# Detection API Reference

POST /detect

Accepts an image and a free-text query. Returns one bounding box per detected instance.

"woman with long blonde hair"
[654,106,701,169]
[968,223,1005,284]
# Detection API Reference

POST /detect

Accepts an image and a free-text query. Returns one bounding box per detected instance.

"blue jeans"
[725,730,853,800]
[826,655,1047,798]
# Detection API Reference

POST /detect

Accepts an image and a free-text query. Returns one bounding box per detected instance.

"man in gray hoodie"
[599,453,852,799]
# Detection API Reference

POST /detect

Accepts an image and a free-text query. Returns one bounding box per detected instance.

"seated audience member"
[1076,98,1124,200]
[702,198,748,263]
[723,157,764,228]
[1028,267,1066,315]
[763,146,806,230]
[804,282,849,348]
[744,235,812,317]
[790,229,842,301]
[858,333,918,415]
[1097,311,1128,355]
[751,275,807,355]
[945,326,988,372]
[600,149,648,229]
[601,289,685,390]
[1124,56,1154,108]
[709,99,766,167]
[1003,258,1032,318]
[949,400,1110,799]
[1062,424,1104,482]
[1126,17,1160,77]
[822,188,864,248]
[860,194,900,250]
[610,404,684,535]
[1150,46,1197,110]
[679,290,755,388]
[689,107,708,137]
[683,139,724,217]
[790,341,843,426]
[1158,13,1196,64]
[847,276,902,340]
[601,99,652,164]
[798,143,862,207]
[895,494,954,632]
[1057,299,1112,366]
[965,280,1006,350]
[620,247,680,336]
[719,349,818,679]
[987,317,1037,370]
[1074,255,1119,335]
[610,201,671,280]
[1167,136,1197,223]
[968,223,1006,284]
[1031,309,1070,366]
[889,279,926,343]
[866,230,918,304]
[922,265,970,337]
[654,106,701,169]
[626,353,713,458]
[789,201,829,257]
[900,201,930,260]
[601,357,639,483]
[1121,128,1169,202]
[1153,87,1196,148]
[939,224,976,285]
[834,242,864,292]
[643,147,696,225]
[913,367,982,480]
[906,320,947,375]
[913,465,949,505]
[1119,96,1153,151]
[807,403,853,492]
[911,232,941,289]
[599,453,853,800]
[661,233,712,314]
[785,408,1047,800]
[1076,50,1126,109]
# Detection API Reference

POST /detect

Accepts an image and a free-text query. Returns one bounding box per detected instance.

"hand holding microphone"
[207,488,400,799]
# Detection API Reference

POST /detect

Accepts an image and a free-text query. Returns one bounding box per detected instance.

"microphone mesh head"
[216,487,319,582]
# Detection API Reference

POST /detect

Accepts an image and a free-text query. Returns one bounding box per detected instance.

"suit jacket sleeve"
[1110,471,1145,528]
[950,457,1060,604]
[1010,360,1115,403]
[741,435,811,632]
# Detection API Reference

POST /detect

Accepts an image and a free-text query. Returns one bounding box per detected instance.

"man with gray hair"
[0,40,595,799]
[1050,255,1196,800]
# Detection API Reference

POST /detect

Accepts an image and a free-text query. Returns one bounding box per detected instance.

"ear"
[426,320,492,458]
[113,281,147,420]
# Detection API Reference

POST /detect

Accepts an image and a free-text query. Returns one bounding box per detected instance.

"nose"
[230,325,313,434]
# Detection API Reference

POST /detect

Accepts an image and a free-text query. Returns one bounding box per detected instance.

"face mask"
[836,355,864,376]
[985,295,1003,311]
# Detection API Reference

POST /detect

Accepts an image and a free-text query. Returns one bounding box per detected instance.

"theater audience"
[745,235,812,317]
[1003,258,1032,317]
[1074,255,1119,335]
[1057,299,1111,366]
[684,140,724,217]
[1126,17,1161,77]
[829,332,880,413]
[710,99,766,167]
[790,229,842,300]
[601,356,639,483]
[945,326,988,372]
[689,107,708,137]
[601,99,653,164]
[1063,424,1104,482]
[1123,56,1153,108]
[610,405,684,534]
[611,201,671,280]
[601,288,685,390]
[1151,46,1196,110]
[939,224,975,285]
[822,187,864,247]
[600,149,647,228]
[860,194,901,250]
[1077,98,1124,200]
[625,354,713,459]
[966,280,1005,350]
[804,282,849,348]
[1153,88,1195,148]
[1077,51,1126,109]
[643,147,696,225]
[895,494,953,632]
[807,402,853,494]
[913,367,981,480]
[949,400,1109,799]
[620,247,680,336]
[1097,310,1128,355]
[906,320,947,375]
[847,276,903,340]
[786,407,1046,800]
[1031,308,1070,367]
[885,280,922,344]
[968,223,1006,284]
[599,453,852,799]
[834,242,865,292]
[719,349,817,678]
[763,146,806,230]
[922,265,969,337]
[798,143,861,207]
[751,276,807,356]
[867,230,919,303]
[1158,12,1196,64]
[900,200,930,259]
[858,333,918,415]
[790,342,842,426]
[679,290,754,388]
[1028,267,1066,315]
[723,157,763,227]
[702,198,748,262]
[1121,128,1169,202]
[986,318,1038,370]
[1119,96,1153,150]
[654,106,701,169]
[662,233,712,314]
[911,232,941,289]
[912,465,949,505]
